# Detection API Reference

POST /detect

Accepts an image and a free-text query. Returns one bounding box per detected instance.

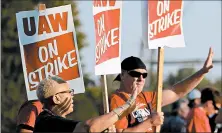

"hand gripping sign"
[16,5,85,100]
[93,0,122,75]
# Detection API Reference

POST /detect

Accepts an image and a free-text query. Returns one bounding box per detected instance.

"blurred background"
[1,0,221,132]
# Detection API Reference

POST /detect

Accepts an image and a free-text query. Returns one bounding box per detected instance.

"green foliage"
[1,0,88,132]
[164,68,195,86]
[213,78,222,92]
[145,71,158,91]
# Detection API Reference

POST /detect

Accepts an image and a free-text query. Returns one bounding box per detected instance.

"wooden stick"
[155,47,164,132]
[101,75,110,114]
[38,3,46,10]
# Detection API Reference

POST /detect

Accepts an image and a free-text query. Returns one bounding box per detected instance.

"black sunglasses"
[127,71,148,78]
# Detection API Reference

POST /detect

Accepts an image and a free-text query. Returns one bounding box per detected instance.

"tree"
[213,78,222,92]
[1,0,88,132]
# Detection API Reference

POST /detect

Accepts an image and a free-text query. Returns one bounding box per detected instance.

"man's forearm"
[83,88,137,132]
[85,111,118,132]
[86,99,136,133]
[172,68,206,98]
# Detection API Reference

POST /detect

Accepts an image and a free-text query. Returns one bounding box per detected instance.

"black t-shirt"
[34,110,79,132]
[208,113,218,132]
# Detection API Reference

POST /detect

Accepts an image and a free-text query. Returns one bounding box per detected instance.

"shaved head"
[36,76,68,103]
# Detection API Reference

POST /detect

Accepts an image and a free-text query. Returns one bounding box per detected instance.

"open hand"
[51,97,72,116]
[131,87,138,101]
[202,47,214,73]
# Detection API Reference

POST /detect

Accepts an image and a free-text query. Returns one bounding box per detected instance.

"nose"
[138,74,144,81]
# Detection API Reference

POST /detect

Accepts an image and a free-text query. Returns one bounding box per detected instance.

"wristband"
[113,94,136,119]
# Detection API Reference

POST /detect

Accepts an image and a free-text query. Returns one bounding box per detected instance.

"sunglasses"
[56,89,75,96]
[127,71,148,78]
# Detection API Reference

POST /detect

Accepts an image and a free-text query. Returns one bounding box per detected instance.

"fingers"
[60,98,72,114]
[131,87,138,100]
[208,47,214,59]
[157,112,164,116]
[209,47,213,55]
[151,112,164,126]
[52,97,72,115]
[108,125,116,132]
[203,47,214,73]
[209,65,213,69]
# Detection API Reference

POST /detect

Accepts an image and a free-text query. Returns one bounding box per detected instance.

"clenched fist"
[150,112,164,126]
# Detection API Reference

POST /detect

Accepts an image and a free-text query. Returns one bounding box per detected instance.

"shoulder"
[17,100,42,124]
[193,107,205,114]
[17,101,43,130]
[192,107,208,120]
[143,91,156,96]
[111,90,127,102]
[18,100,43,117]
[32,100,43,113]
[35,111,79,132]
[38,111,79,124]
[142,91,156,102]
[19,100,42,112]
[110,90,128,109]
[32,100,43,107]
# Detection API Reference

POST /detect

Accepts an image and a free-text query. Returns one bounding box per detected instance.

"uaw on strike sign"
[148,0,185,49]
[93,0,122,75]
[16,5,85,100]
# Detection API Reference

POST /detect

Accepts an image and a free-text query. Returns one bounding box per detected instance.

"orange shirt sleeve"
[17,101,42,128]
[110,94,129,129]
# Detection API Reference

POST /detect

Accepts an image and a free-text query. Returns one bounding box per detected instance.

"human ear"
[52,94,61,105]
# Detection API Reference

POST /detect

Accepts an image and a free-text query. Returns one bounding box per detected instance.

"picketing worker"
[34,75,138,132]
[16,100,43,132]
[214,90,222,133]
[201,87,220,132]
[186,88,211,132]
[110,47,214,132]
[187,89,201,108]
[215,108,222,133]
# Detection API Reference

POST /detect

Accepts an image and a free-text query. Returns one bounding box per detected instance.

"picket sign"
[16,4,85,100]
[93,0,122,114]
[144,1,185,132]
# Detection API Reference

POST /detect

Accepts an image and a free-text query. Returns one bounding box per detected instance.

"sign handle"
[155,47,164,132]
[101,75,110,114]
[38,3,46,11]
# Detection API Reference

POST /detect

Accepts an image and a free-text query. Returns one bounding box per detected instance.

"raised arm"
[73,88,138,132]
[162,47,214,107]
